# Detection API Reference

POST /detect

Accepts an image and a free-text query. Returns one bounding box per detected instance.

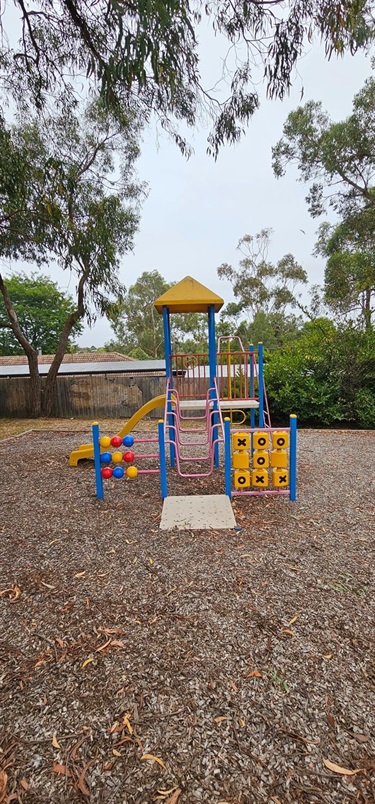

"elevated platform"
[178,398,260,411]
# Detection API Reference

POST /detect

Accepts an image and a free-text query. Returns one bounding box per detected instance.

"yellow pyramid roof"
[154,276,224,314]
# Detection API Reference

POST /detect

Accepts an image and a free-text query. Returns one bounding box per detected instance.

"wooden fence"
[0,373,166,419]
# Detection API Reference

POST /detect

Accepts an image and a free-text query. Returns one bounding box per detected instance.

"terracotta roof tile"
[0,352,133,366]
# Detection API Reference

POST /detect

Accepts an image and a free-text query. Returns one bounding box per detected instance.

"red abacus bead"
[123,450,135,463]
[110,436,123,448]
[101,467,113,479]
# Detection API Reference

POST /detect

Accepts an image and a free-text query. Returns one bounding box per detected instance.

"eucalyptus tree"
[273,76,375,329]
[1,1,373,157]
[0,273,83,355]
[0,102,143,416]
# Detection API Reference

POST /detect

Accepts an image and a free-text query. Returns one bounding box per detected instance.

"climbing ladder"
[164,379,224,478]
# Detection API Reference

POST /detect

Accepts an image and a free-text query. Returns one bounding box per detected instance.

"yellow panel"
[233,451,250,469]
[234,470,251,489]
[272,431,289,450]
[272,468,289,487]
[270,450,288,468]
[252,469,269,487]
[232,432,250,451]
[253,432,269,450]
[253,450,269,469]
[154,276,224,313]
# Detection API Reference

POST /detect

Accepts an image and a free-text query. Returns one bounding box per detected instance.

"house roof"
[154,276,224,314]
[0,359,166,378]
[0,351,133,366]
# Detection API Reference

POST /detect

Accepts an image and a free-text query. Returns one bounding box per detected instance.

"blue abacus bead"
[100,451,112,464]
[113,466,124,479]
[123,435,134,447]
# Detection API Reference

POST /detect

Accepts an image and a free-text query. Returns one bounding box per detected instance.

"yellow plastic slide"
[69,394,166,466]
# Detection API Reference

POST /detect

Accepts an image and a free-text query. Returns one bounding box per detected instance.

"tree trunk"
[0,274,42,416]
[42,268,88,417]
[364,287,372,331]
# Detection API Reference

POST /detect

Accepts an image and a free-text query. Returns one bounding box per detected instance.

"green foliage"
[272,77,375,219]
[236,310,302,349]
[109,270,169,358]
[273,77,375,334]
[0,101,142,415]
[265,321,375,427]
[109,270,208,357]
[315,215,375,330]
[2,1,373,156]
[128,346,153,360]
[217,229,307,348]
[0,273,83,355]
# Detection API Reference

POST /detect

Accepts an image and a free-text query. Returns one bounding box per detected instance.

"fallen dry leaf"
[141,753,166,769]
[349,733,369,743]
[282,628,295,636]
[0,770,8,802]
[322,654,333,660]
[110,640,126,649]
[123,715,133,735]
[74,571,86,578]
[40,582,56,589]
[166,790,182,804]
[246,670,262,678]
[77,760,94,797]
[116,736,133,747]
[20,779,29,791]
[70,735,88,761]
[288,613,300,625]
[81,657,94,669]
[323,759,366,776]
[52,734,61,749]
[214,716,227,723]
[100,627,125,636]
[55,638,64,648]
[0,585,21,602]
[96,638,112,653]
[52,763,72,777]
[157,787,179,796]
[112,749,122,757]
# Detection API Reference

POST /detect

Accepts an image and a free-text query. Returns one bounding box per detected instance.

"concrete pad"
[160,494,236,530]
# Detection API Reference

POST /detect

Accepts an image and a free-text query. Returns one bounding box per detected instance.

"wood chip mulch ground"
[0,426,374,804]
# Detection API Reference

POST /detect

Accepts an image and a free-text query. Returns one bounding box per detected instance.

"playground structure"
[70,276,297,514]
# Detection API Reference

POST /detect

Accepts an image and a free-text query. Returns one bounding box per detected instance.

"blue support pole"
[158,419,168,499]
[249,344,255,431]
[224,417,232,499]
[208,304,219,468]
[258,342,264,428]
[289,414,297,501]
[162,306,172,382]
[163,305,175,467]
[92,422,104,500]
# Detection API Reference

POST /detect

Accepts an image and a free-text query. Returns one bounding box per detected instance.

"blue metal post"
[258,342,264,428]
[158,419,168,499]
[208,304,219,468]
[224,417,232,499]
[249,344,255,431]
[162,306,172,382]
[289,414,297,501]
[92,422,104,500]
[163,305,175,467]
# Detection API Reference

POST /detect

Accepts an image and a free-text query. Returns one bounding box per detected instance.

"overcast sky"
[84,40,370,348]
[4,14,373,348]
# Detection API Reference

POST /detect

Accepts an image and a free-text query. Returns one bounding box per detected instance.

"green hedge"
[264,320,375,428]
